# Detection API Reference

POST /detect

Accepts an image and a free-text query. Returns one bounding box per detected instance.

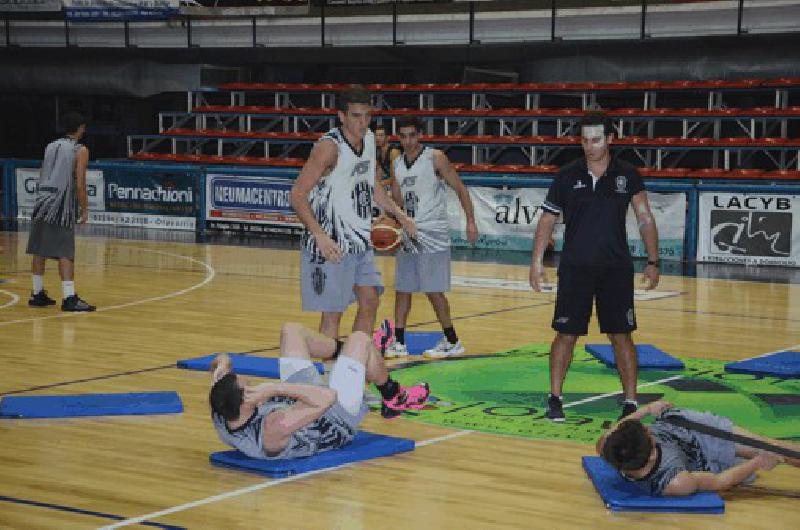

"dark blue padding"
[582,457,724,513]
[0,392,183,419]
[405,332,444,355]
[725,351,800,378]
[177,354,324,378]
[585,344,685,370]
[210,431,415,478]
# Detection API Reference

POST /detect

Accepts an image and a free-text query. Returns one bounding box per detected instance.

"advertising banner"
[205,174,301,232]
[698,192,799,267]
[15,167,104,219]
[63,0,179,20]
[0,0,61,11]
[101,170,196,230]
[447,186,686,259]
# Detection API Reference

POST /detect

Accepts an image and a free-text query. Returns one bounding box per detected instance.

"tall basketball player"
[26,111,95,312]
[290,85,416,341]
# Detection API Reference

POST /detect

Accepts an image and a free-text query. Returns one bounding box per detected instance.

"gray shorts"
[283,365,367,434]
[677,410,738,473]
[26,220,75,260]
[395,250,451,293]
[300,249,383,313]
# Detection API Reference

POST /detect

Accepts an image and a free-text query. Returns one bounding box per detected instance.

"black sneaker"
[380,403,403,420]
[545,394,565,422]
[61,294,96,312]
[618,401,638,421]
[29,290,56,307]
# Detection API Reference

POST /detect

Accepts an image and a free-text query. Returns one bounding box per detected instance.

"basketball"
[371,216,403,252]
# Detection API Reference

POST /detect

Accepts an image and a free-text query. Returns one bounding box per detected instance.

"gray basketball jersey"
[212,397,357,460]
[394,147,449,253]
[303,128,376,256]
[629,409,740,496]
[31,137,81,227]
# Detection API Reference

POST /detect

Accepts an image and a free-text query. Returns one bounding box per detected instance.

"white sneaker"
[423,338,465,358]
[384,341,409,359]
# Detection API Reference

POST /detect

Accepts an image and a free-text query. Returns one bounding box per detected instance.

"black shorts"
[551,265,636,336]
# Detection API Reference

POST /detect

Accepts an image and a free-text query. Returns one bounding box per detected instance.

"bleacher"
[128,79,800,181]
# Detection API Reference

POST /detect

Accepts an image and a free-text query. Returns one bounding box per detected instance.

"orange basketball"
[371,216,403,252]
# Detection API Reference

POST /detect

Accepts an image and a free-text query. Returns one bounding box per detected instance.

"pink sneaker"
[383,383,430,411]
[373,318,395,354]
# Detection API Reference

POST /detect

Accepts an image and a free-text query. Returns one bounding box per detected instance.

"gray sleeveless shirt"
[31,137,81,227]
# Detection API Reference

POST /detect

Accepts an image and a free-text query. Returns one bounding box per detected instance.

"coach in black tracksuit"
[529,111,660,423]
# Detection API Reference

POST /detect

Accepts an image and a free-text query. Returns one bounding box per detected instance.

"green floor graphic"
[389,345,800,444]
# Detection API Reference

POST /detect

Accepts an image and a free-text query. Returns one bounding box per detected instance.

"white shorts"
[279,357,367,419]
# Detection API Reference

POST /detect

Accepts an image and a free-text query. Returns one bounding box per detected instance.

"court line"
[0,495,185,530]
[0,364,174,397]
[0,249,215,328]
[98,430,472,529]
[0,289,20,310]
[562,341,800,410]
[563,375,686,409]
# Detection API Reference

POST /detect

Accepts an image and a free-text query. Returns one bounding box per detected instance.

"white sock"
[32,275,44,294]
[62,281,75,298]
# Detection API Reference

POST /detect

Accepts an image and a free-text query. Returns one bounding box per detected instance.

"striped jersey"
[302,128,376,255]
[31,137,81,227]
[394,146,449,253]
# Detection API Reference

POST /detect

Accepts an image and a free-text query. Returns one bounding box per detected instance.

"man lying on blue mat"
[596,401,800,496]
[209,323,430,460]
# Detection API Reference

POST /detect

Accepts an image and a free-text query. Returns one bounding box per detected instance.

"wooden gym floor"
[0,227,798,529]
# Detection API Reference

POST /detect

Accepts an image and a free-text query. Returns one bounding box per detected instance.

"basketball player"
[209,322,431,459]
[530,111,659,422]
[290,86,416,340]
[26,111,95,312]
[596,401,800,496]
[383,116,478,359]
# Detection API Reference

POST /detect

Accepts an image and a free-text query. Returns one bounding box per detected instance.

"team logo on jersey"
[352,160,371,177]
[615,175,628,193]
[573,180,587,190]
[401,176,417,187]
[312,267,326,295]
[404,191,419,218]
[352,181,373,219]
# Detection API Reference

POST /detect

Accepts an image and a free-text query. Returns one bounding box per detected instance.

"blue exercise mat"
[725,351,800,378]
[0,391,183,419]
[585,344,685,370]
[405,331,444,355]
[210,431,415,478]
[178,354,324,378]
[582,457,724,513]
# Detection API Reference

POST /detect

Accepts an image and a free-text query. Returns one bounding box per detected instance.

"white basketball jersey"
[394,147,449,253]
[303,128,376,255]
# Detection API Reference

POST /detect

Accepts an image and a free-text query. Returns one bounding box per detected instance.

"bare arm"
[390,174,403,209]
[663,453,782,496]
[75,146,89,224]
[631,191,660,290]
[434,149,477,244]
[290,140,342,261]
[529,211,557,292]
[210,353,232,382]
[253,383,337,453]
